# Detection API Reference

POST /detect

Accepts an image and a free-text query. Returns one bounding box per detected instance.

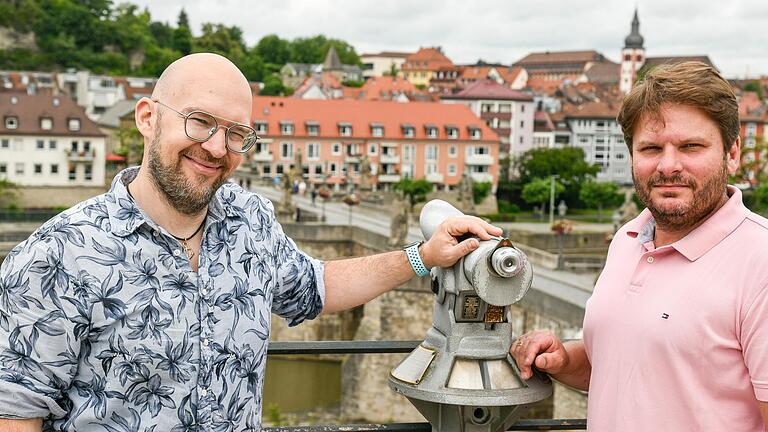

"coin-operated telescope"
[389,200,551,432]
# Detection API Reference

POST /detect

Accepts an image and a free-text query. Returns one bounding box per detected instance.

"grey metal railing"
[264,340,586,431]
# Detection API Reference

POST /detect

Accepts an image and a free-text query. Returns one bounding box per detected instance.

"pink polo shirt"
[584,186,768,431]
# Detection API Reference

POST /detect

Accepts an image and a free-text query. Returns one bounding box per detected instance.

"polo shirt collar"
[625,185,749,261]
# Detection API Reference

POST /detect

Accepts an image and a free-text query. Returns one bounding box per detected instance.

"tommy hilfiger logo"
[661,313,670,319]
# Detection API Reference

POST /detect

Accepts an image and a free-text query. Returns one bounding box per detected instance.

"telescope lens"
[491,247,524,278]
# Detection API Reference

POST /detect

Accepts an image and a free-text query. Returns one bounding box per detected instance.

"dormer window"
[5,116,18,130]
[468,126,481,140]
[371,123,384,137]
[402,124,415,138]
[338,122,352,137]
[445,126,459,139]
[40,117,53,130]
[425,125,438,139]
[280,121,294,135]
[305,121,320,136]
[68,118,81,131]
[254,121,268,134]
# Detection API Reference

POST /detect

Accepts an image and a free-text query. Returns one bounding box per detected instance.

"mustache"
[647,173,696,188]
[182,149,228,166]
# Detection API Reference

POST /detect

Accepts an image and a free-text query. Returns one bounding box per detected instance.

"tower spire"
[624,7,644,49]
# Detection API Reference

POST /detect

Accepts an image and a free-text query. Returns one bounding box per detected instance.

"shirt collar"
[625,185,749,261]
[105,167,233,237]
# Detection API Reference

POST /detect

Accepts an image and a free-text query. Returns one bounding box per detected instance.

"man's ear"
[135,97,155,139]
[726,136,741,175]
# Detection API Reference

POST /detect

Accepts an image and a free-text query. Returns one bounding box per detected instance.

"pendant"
[180,240,195,260]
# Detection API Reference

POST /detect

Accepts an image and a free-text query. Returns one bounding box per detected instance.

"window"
[426,145,438,161]
[446,127,458,139]
[469,128,481,140]
[15,163,24,175]
[579,136,589,144]
[306,124,319,136]
[49,140,57,149]
[40,117,53,130]
[481,104,493,113]
[280,142,293,159]
[329,163,337,175]
[426,163,438,174]
[371,126,384,137]
[68,118,81,131]
[747,123,757,136]
[280,122,294,135]
[368,143,377,155]
[345,144,359,156]
[0,139,8,148]
[499,104,511,113]
[624,54,631,61]
[254,121,268,134]
[0,163,5,174]
[69,165,76,180]
[37,140,44,150]
[276,165,284,174]
[83,141,91,153]
[5,116,18,129]
[426,127,438,139]
[403,144,415,162]
[332,143,341,155]
[314,165,322,175]
[449,145,457,157]
[615,153,625,160]
[71,141,78,152]
[402,126,415,138]
[307,143,319,159]
[402,164,414,179]
[51,164,58,174]
[521,104,525,113]
[34,163,42,174]
[520,136,524,144]
[85,165,93,180]
[338,124,352,136]
[596,120,606,128]
[448,164,457,175]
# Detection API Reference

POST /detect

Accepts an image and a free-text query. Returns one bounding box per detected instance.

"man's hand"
[420,216,503,269]
[510,330,571,379]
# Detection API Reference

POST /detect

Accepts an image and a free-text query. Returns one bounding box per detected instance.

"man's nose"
[656,146,683,176]
[201,127,228,159]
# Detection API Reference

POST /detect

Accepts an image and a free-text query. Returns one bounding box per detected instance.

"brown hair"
[617,61,739,153]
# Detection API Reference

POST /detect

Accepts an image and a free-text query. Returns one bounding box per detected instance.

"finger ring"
[516,341,523,347]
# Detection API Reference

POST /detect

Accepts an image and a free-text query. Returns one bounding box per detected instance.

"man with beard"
[511,61,768,431]
[0,53,502,431]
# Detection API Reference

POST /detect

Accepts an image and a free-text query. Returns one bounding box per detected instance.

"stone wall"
[14,186,108,209]
[275,222,588,423]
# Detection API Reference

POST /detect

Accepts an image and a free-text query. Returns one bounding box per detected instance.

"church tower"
[620,9,645,94]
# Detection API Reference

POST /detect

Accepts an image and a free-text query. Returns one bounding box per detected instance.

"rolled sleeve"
[0,241,80,419]
[270,224,324,327]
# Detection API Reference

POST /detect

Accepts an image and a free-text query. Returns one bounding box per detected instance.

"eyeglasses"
[152,99,259,154]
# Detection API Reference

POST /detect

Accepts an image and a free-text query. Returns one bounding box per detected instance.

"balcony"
[470,172,493,183]
[481,111,512,121]
[65,148,95,162]
[252,151,273,162]
[377,174,401,183]
[263,340,586,431]
[380,154,400,164]
[345,153,362,164]
[465,154,494,166]
[426,172,444,183]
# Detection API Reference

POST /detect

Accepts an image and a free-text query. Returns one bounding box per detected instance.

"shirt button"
[173,249,181,257]
[647,256,654,263]
[199,387,208,397]
[152,230,159,237]
[202,338,209,347]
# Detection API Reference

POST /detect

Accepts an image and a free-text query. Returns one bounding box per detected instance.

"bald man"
[0,53,501,431]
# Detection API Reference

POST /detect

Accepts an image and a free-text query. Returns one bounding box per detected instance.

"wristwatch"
[404,241,430,277]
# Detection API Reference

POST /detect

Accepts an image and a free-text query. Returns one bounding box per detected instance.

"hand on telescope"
[420,216,503,269]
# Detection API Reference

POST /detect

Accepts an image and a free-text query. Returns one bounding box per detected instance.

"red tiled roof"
[360,51,412,59]
[356,76,422,101]
[113,76,155,100]
[252,96,498,142]
[533,110,555,132]
[643,56,714,69]
[402,47,454,71]
[499,66,525,84]
[739,91,763,116]
[525,77,562,94]
[443,79,533,101]
[563,101,619,119]
[460,66,493,81]
[514,50,606,66]
[0,92,104,136]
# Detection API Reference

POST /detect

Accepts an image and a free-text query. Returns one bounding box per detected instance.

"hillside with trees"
[0,0,361,83]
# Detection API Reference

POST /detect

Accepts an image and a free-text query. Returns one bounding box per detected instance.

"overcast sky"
[129,0,768,79]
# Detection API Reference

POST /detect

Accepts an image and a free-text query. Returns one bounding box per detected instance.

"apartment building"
[360,51,411,78]
[248,97,500,191]
[441,80,535,157]
[401,47,454,87]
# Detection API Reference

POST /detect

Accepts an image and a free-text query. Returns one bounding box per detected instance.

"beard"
[633,161,728,232]
[147,122,230,216]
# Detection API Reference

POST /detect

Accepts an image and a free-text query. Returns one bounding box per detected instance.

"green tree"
[579,180,622,222]
[193,23,247,61]
[115,124,144,165]
[743,81,764,98]
[473,182,492,204]
[751,183,768,211]
[522,177,564,219]
[393,178,433,210]
[240,48,265,82]
[255,34,291,65]
[0,179,19,208]
[172,9,193,55]
[514,147,599,208]
[259,75,290,96]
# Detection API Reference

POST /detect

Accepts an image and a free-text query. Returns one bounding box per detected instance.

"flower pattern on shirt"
[0,167,324,431]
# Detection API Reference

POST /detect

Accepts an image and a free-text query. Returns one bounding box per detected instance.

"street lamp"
[548,175,560,225]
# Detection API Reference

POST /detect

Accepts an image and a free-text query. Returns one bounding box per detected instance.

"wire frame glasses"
[153,100,259,153]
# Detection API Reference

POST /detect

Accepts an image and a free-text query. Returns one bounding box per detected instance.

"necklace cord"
[126,182,207,242]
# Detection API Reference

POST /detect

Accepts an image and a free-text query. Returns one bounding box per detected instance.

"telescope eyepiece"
[491,247,525,278]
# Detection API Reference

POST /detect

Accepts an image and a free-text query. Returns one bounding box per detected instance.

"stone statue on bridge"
[388,196,410,247]
[456,166,475,213]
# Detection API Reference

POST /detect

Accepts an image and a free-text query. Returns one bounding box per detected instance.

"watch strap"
[405,241,429,277]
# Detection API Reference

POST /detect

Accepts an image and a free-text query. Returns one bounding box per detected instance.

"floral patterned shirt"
[0,167,325,431]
